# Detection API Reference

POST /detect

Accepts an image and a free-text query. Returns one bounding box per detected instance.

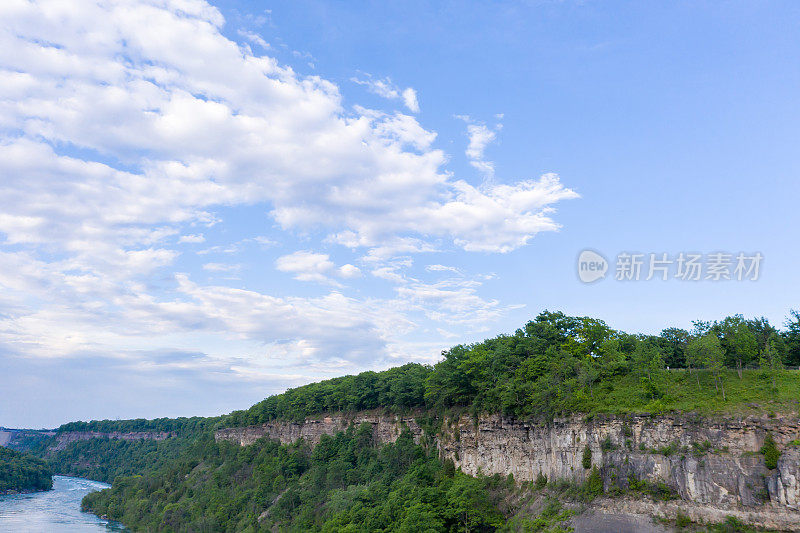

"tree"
[759,333,783,390]
[659,327,689,368]
[706,335,726,401]
[784,309,800,367]
[577,356,600,398]
[686,333,725,399]
[630,341,665,399]
[729,321,758,378]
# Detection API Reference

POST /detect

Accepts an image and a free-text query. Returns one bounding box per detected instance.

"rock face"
[215,411,800,530]
[49,430,175,451]
[214,412,423,448]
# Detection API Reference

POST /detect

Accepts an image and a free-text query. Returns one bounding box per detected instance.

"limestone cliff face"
[214,412,422,448]
[215,411,800,530]
[49,430,175,451]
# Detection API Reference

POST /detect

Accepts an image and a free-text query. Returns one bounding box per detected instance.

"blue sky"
[1,0,799,428]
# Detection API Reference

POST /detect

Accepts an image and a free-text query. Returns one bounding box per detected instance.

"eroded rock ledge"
[215,411,800,530]
[49,430,175,452]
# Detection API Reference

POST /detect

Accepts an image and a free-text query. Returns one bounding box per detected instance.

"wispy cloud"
[202,262,241,273]
[457,115,503,179]
[179,234,206,244]
[352,74,420,113]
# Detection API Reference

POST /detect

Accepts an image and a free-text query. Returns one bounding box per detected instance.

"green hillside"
[0,446,52,494]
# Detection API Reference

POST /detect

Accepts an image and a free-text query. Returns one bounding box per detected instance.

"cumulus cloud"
[0,0,577,423]
[338,264,361,278]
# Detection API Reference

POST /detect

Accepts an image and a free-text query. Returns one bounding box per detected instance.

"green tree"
[630,341,665,399]
[659,327,689,368]
[784,309,800,367]
[760,433,781,470]
[729,321,758,378]
[686,333,725,399]
[582,445,592,469]
[759,334,783,390]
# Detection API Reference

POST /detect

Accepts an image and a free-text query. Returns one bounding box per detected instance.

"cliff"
[215,411,800,530]
[49,430,175,452]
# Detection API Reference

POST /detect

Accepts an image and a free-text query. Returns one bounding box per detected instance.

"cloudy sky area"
[2,0,799,427]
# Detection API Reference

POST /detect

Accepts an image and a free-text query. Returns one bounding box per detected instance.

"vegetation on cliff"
[37,310,800,531]
[56,416,214,435]
[0,446,52,494]
[46,437,194,484]
[82,424,510,532]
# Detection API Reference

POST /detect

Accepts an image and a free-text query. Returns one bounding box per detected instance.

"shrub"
[586,466,603,496]
[675,511,692,528]
[582,445,592,469]
[760,434,781,470]
[535,472,548,489]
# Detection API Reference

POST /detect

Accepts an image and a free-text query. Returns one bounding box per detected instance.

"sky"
[1,0,799,428]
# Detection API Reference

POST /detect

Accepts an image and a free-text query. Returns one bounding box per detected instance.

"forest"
[0,446,52,494]
[82,425,512,532]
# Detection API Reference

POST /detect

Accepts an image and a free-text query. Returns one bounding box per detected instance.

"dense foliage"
[57,416,214,435]
[83,424,509,532]
[224,363,431,426]
[0,446,52,493]
[227,311,800,426]
[47,437,194,484]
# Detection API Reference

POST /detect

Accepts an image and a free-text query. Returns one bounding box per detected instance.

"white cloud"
[396,276,522,328]
[0,0,576,413]
[427,264,461,274]
[237,29,269,49]
[402,87,420,113]
[202,262,240,273]
[338,264,361,278]
[180,234,206,243]
[352,74,420,113]
[458,115,502,179]
[371,266,407,284]
[275,253,361,283]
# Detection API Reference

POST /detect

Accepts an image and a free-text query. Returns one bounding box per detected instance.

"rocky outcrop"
[0,428,55,451]
[215,411,800,530]
[49,430,175,451]
[214,411,423,448]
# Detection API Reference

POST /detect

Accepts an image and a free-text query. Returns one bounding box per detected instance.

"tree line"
[224,310,800,426]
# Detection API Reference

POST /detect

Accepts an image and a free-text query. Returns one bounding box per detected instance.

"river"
[0,475,125,532]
